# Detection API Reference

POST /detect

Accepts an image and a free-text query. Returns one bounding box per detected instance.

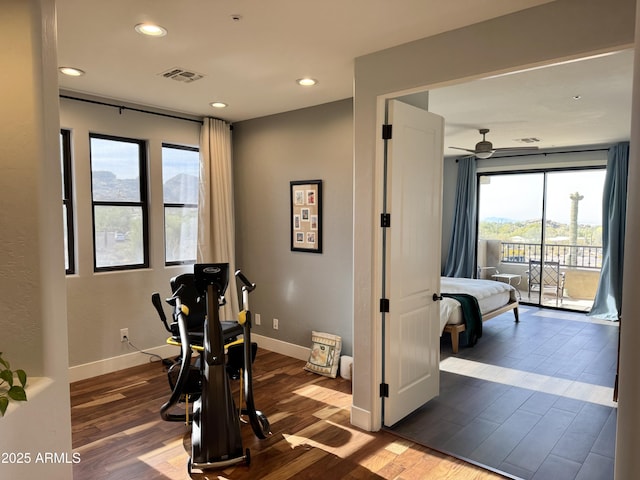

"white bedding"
[439,277,516,334]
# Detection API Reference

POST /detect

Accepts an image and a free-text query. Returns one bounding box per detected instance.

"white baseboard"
[68,335,309,382]
[251,333,310,361]
[350,405,374,432]
[68,344,176,383]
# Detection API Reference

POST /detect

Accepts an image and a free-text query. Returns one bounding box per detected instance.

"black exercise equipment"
[152,272,242,405]
[152,263,269,476]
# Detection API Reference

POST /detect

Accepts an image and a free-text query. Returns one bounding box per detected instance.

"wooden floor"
[71,349,505,479]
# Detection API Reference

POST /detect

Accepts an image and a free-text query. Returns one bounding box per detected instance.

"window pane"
[162,146,199,204]
[94,205,144,267]
[91,137,141,202]
[165,206,198,263]
[478,173,544,245]
[63,204,69,271]
[162,145,199,264]
[61,130,74,274]
[545,170,604,249]
[60,133,65,195]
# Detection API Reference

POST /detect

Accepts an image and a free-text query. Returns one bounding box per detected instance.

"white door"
[383,100,443,427]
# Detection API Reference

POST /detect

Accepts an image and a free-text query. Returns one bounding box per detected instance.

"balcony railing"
[500,242,603,269]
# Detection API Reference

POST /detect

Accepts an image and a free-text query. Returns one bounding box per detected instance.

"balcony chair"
[527,260,565,306]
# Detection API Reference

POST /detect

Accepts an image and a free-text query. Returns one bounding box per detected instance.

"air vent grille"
[158,67,205,83]
[515,137,541,144]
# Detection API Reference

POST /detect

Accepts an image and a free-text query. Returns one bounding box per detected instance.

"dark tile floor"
[390,307,618,480]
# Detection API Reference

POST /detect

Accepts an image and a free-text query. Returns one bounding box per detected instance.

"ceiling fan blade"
[449,146,477,153]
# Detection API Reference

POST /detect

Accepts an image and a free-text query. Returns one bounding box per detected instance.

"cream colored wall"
[616,2,640,478]
[60,97,199,372]
[0,1,72,478]
[352,0,635,432]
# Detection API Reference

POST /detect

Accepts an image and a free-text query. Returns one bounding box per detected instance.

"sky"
[90,138,199,181]
[478,169,606,226]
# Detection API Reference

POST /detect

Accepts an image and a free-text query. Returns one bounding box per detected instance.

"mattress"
[439,277,516,334]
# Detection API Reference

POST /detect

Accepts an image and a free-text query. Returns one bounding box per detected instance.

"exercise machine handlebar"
[235,269,271,439]
[159,292,195,423]
[235,269,256,292]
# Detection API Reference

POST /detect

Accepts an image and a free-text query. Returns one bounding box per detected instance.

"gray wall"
[233,98,354,355]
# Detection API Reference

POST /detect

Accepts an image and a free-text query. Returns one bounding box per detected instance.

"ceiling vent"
[158,67,205,83]
[515,137,541,144]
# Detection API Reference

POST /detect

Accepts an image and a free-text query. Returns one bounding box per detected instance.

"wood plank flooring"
[71,350,505,479]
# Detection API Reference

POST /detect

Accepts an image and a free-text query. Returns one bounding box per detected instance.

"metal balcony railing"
[500,242,603,269]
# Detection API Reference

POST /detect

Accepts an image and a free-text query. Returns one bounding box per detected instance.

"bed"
[440,277,519,353]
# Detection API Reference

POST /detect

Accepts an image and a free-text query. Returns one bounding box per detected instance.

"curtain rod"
[455,146,611,162]
[59,94,210,125]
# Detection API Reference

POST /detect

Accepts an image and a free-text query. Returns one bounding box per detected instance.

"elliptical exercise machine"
[153,263,269,475]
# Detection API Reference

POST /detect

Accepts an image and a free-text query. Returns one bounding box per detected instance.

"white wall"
[352,0,635,432]
[232,99,354,356]
[59,96,200,378]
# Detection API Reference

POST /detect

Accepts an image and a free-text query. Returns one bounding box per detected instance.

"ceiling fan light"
[475,151,493,159]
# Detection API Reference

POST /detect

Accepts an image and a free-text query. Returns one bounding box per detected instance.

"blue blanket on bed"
[442,293,482,347]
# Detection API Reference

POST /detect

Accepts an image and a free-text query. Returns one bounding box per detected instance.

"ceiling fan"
[450,128,539,159]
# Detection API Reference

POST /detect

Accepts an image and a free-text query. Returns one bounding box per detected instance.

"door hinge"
[382,124,392,140]
[381,213,391,228]
[380,298,390,313]
[380,383,389,398]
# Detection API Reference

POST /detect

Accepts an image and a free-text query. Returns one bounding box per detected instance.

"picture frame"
[290,179,322,253]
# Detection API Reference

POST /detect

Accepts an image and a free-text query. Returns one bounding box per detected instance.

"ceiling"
[55,0,633,157]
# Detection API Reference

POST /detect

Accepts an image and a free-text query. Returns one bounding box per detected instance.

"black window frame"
[61,129,75,274]
[89,133,149,272]
[161,143,199,266]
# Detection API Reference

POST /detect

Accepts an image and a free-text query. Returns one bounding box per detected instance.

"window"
[477,167,606,311]
[90,134,149,271]
[60,129,75,274]
[162,144,199,265]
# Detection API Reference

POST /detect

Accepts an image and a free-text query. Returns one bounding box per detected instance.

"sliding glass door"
[477,168,605,312]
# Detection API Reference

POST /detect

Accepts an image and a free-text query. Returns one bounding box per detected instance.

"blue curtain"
[443,157,477,278]
[589,142,629,321]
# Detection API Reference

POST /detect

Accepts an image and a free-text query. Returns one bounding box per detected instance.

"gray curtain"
[589,142,629,321]
[443,157,477,278]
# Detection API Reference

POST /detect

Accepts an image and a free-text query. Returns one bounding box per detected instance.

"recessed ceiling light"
[134,23,167,37]
[210,102,228,108]
[59,67,85,77]
[296,78,318,87]
[573,95,582,100]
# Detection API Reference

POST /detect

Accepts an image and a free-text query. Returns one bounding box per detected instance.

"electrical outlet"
[120,328,129,342]
[273,318,279,330]
[255,313,261,326]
